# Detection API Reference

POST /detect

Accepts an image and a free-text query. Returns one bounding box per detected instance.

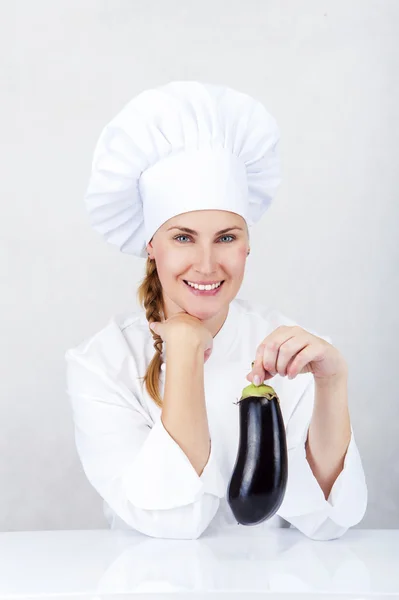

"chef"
[65,81,368,540]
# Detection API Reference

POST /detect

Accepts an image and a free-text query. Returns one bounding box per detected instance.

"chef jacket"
[65,297,368,540]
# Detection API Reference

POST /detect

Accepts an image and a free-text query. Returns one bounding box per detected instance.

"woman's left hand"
[246,325,348,385]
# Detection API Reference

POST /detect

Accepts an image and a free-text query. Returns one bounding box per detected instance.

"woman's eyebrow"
[167,226,244,235]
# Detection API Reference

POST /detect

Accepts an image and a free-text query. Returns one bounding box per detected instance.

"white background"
[1,0,398,530]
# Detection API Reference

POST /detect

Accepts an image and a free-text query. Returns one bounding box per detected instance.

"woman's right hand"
[149,312,214,363]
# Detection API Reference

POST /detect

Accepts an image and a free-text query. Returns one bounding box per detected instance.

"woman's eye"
[174,235,236,243]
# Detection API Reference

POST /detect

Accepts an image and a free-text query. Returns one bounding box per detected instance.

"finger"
[262,328,305,379]
[259,331,292,379]
[246,360,274,382]
[287,344,318,379]
[276,336,308,377]
[250,343,267,385]
[248,327,299,384]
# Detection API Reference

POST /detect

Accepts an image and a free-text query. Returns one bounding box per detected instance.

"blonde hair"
[136,257,165,408]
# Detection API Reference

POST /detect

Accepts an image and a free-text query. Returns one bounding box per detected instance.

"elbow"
[289,503,368,542]
[110,492,221,540]
[301,522,350,541]
[291,511,365,541]
[158,494,221,540]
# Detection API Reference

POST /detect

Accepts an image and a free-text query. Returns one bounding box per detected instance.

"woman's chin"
[183,302,228,322]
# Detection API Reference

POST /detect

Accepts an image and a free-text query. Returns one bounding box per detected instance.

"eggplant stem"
[239,383,280,404]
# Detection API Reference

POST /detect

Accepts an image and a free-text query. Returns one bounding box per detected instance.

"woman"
[65,81,367,540]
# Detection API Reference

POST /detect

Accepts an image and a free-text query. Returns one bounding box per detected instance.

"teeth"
[186,281,222,291]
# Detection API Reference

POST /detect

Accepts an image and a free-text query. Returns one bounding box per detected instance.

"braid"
[136,258,165,408]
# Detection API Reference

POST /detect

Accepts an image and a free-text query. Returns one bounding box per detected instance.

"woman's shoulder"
[64,306,149,368]
[64,308,153,417]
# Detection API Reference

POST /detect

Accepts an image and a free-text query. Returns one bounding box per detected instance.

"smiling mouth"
[183,280,225,289]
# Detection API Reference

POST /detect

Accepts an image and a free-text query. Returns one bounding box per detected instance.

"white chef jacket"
[65,297,368,541]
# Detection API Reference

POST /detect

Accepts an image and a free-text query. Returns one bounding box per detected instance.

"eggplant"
[227,376,288,526]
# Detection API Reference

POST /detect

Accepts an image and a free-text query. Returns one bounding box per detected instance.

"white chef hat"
[84,80,282,258]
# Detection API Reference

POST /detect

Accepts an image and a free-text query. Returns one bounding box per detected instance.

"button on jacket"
[65,298,368,540]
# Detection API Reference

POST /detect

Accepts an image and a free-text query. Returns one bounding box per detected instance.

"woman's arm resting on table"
[65,346,225,540]
[277,376,368,541]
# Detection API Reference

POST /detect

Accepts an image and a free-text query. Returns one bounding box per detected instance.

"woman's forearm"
[161,335,210,477]
[305,375,351,500]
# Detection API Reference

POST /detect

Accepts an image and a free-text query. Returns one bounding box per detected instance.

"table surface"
[0,528,398,599]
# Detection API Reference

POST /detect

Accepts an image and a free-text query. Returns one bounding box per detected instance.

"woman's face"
[146,209,250,322]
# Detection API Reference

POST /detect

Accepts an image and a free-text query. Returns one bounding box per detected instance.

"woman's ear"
[146,241,154,259]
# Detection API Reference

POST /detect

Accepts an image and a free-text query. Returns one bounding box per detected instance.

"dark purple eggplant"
[227,380,288,526]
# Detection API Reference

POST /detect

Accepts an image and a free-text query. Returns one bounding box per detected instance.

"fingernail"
[253,375,261,386]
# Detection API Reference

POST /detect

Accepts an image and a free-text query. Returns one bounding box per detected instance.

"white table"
[0,528,398,599]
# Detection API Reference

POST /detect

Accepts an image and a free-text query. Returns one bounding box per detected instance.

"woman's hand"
[246,325,348,385]
[149,312,214,363]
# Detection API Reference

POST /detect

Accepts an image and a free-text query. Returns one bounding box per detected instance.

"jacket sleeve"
[277,376,368,540]
[65,349,226,540]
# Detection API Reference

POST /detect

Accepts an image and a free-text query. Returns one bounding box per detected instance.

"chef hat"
[84,80,282,258]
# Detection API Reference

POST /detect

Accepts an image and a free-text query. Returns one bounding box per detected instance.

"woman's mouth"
[183,280,225,296]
